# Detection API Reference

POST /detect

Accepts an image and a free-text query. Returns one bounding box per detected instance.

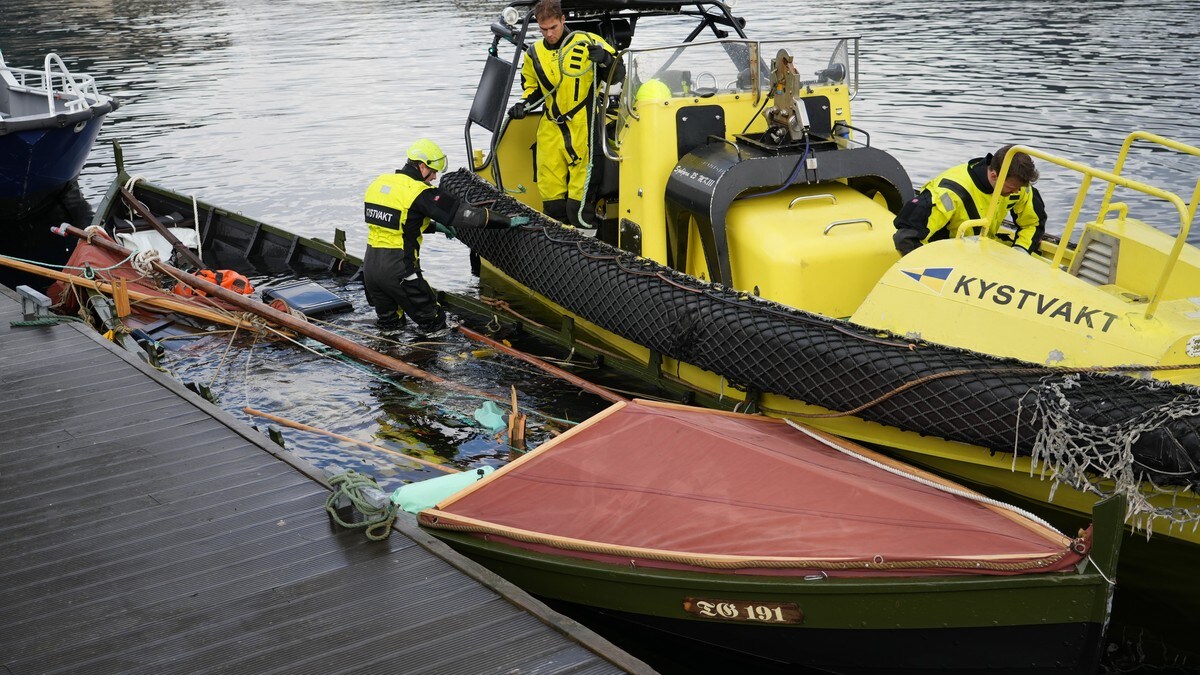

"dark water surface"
[4,2,1200,672]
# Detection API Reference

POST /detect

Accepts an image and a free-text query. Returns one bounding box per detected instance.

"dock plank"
[0,286,652,675]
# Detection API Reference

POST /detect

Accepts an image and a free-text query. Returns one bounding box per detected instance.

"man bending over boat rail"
[363,138,527,334]
[893,145,1048,256]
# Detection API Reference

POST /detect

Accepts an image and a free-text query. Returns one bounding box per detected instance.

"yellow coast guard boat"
[445,1,1200,553]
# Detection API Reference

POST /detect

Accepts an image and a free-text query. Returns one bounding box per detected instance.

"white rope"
[131,249,160,276]
[190,193,203,265]
[82,224,106,242]
[122,175,145,223]
[208,321,242,390]
[1025,375,1200,537]
[784,418,1065,535]
[125,174,203,266]
[1086,555,1116,587]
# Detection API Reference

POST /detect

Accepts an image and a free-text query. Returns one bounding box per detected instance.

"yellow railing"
[956,133,1200,319]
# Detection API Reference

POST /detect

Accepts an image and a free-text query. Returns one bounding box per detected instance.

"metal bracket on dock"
[16,285,52,321]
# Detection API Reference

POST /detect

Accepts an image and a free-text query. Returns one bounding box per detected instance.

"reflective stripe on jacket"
[920,157,1042,250]
[521,31,615,127]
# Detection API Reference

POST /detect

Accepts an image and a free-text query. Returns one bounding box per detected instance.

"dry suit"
[519,29,621,225]
[363,163,514,332]
[893,153,1047,255]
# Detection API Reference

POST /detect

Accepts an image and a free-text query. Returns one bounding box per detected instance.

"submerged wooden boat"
[419,399,1123,673]
[436,0,1200,551]
[0,49,116,220]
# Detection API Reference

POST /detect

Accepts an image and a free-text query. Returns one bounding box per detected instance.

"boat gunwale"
[425,524,1111,594]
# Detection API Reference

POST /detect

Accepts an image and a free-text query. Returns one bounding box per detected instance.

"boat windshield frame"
[608,35,860,125]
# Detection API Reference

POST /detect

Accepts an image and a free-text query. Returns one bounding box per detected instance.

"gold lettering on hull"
[683,598,804,624]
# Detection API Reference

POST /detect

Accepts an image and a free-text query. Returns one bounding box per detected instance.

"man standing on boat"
[508,0,623,231]
[363,139,527,334]
[892,145,1047,255]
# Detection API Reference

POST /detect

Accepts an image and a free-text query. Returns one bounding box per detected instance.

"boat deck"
[0,285,649,674]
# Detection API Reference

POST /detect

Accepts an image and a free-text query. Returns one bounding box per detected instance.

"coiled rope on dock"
[325,470,397,541]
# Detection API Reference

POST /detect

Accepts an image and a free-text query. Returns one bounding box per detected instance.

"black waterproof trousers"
[363,245,445,332]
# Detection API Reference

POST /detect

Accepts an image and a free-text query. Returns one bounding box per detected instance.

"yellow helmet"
[407,138,447,173]
[635,78,671,103]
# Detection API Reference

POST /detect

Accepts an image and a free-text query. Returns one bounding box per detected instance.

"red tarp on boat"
[421,400,1090,577]
[47,236,244,315]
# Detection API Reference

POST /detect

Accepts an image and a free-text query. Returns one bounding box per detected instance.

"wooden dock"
[0,285,653,674]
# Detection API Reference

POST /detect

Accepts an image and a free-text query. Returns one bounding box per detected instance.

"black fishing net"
[443,169,1200,491]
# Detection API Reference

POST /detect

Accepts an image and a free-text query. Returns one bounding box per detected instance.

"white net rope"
[1023,375,1200,537]
[131,249,161,277]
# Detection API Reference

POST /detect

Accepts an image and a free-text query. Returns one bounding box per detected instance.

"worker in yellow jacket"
[363,139,527,333]
[893,145,1047,255]
[508,0,623,229]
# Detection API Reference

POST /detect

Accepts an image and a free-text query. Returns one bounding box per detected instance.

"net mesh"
[1026,376,1200,534]
[442,170,1200,505]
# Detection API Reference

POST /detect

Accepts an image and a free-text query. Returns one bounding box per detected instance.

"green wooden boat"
[419,399,1124,674]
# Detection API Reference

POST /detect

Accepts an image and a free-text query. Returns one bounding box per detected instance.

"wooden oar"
[456,324,627,404]
[0,254,260,330]
[119,186,205,269]
[244,407,458,473]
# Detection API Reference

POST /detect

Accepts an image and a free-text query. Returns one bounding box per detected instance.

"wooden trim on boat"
[0,254,262,331]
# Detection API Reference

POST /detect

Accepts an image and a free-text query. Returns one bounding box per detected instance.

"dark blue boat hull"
[0,112,107,219]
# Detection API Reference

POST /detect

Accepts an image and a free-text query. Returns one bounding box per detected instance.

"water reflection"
[6,0,1198,247]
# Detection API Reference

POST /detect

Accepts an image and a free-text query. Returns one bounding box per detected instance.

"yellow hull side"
[852,234,1200,385]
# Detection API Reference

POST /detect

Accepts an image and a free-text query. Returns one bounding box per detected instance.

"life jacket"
[173,269,255,298]
[919,158,1038,246]
[363,170,433,251]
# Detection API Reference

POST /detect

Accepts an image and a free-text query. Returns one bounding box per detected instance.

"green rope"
[325,470,397,541]
[10,316,85,327]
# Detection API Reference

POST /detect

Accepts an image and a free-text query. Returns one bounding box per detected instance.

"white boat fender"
[392,466,495,514]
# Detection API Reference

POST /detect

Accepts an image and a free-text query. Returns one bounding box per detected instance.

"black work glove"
[587,45,613,67]
[508,101,526,120]
[485,215,529,230]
